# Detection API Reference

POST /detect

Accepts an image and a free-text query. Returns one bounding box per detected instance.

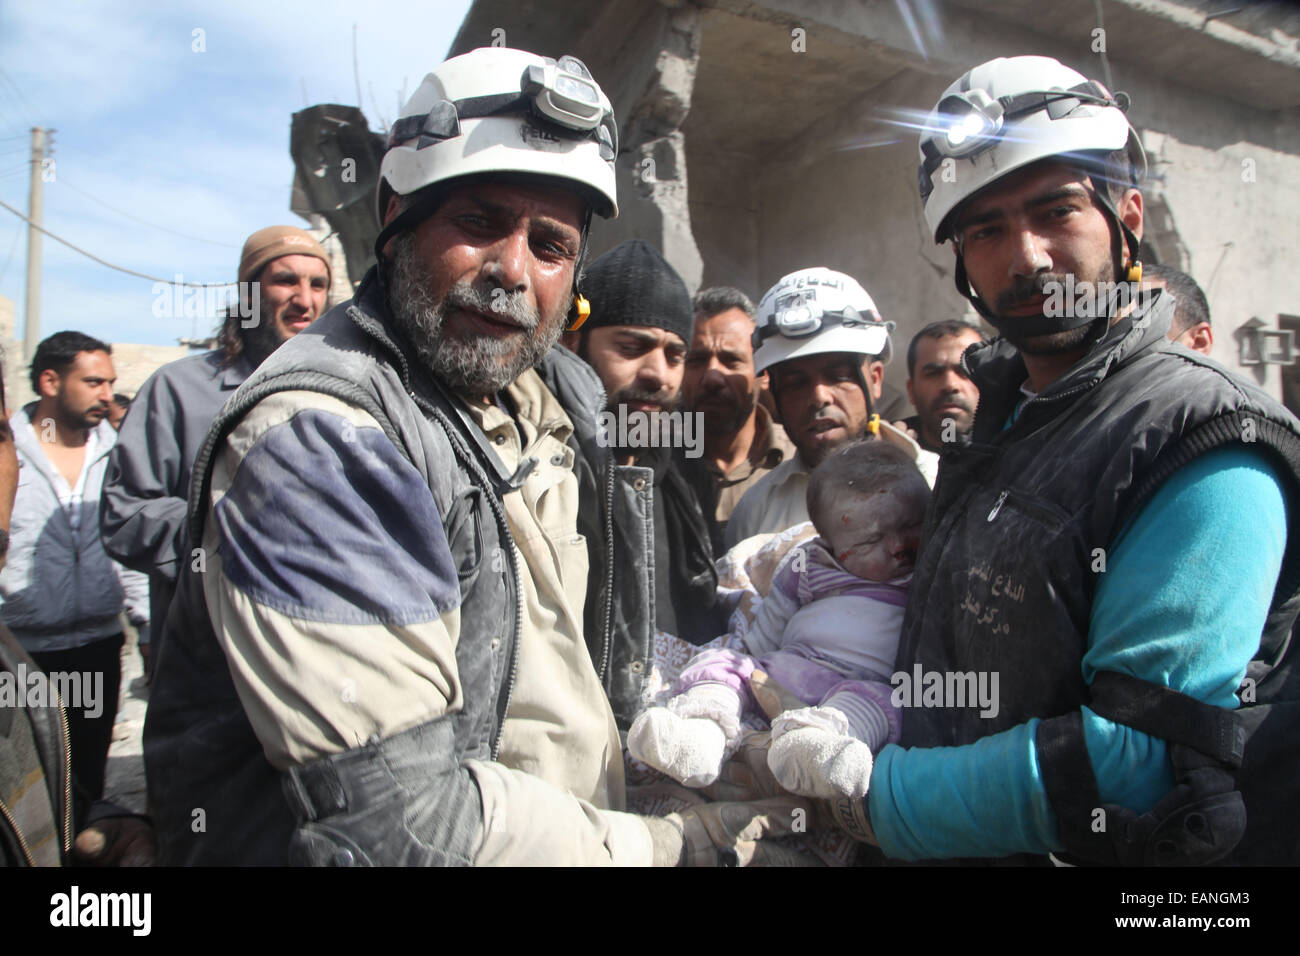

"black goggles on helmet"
[388,55,617,162]
[918,80,1126,201]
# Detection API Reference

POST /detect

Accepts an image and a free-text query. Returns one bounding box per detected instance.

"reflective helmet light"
[524,56,604,131]
[935,90,1005,158]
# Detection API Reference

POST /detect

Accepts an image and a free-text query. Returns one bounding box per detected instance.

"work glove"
[642,795,823,866]
[822,793,877,847]
[700,729,785,802]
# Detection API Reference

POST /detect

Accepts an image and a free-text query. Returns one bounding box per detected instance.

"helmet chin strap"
[372,186,450,304]
[565,207,595,332]
[853,362,878,424]
[952,182,1142,341]
[768,359,880,449]
[1093,185,1144,285]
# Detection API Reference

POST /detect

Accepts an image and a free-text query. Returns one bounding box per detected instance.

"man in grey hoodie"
[0,331,147,822]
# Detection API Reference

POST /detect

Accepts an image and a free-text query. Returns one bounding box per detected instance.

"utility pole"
[23,126,47,362]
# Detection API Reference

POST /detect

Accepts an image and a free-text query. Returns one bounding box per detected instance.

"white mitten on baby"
[627,710,728,787]
[627,683,744,788]
[767,706,874,799]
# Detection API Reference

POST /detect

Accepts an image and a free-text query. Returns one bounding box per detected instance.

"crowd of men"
[1,45,1292,869]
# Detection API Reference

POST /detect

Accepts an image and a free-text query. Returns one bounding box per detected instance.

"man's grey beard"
[385,232,565,396]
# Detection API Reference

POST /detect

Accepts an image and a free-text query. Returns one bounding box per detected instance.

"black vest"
[897,292,1300,864]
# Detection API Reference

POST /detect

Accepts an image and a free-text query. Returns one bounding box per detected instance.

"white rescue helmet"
[918,55,1145,244]
[753,267,893,375]
[379,47,618,222]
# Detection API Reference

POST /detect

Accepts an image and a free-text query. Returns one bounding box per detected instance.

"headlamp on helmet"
[380,48,619,225]
[915,56,1149,335]
[388,54,616,156]
[770,292,818,337]
[523,55,604,131]
[935,90,1005,155]
[374,48,620,311]
[754,293,886,350]
[919,80,1128,207]
[752,268,894,374]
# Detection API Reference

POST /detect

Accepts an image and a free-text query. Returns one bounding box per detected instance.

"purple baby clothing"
[673,539,908,749]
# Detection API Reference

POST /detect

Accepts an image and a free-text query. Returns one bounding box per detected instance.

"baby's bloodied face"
[823,477,928,582]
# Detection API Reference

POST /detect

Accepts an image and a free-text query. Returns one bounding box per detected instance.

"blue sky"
[0,0,474,346]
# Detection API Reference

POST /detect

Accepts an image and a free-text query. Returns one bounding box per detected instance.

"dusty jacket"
[1,406,136,652]
[144,270,654,865]
[463,369,625,809]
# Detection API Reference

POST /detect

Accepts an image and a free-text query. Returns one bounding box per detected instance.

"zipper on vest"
[495,544,524,761]
[56,691,72,854]
[987,490,1008,522]
[595,453,615,683]
[408,389,522,761]
[1001,380,1096,443]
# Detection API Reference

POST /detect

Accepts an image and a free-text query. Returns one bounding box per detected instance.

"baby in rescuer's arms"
[628,439,929,798]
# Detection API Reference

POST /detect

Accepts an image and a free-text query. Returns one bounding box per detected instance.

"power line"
[0,68,35,128]
[0,197,235,287]
[54,177,240,248]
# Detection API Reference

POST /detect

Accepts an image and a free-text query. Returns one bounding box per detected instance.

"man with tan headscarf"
[100,226,330,675]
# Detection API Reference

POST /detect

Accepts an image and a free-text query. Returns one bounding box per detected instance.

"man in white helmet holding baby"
[796,55,1300,865]
[143,47,808,866]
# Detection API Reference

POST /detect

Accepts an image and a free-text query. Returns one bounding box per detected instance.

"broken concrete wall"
[447,0,1300,403]
[682,0,1300,400]
[1135,109,1300,389]
[449,0,705,288]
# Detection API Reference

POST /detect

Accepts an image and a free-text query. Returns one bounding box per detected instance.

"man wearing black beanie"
[564,239,726,646]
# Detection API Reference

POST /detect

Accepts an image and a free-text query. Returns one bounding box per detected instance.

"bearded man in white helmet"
[724,267,937,549]
[142,48,807,866]
[805,56,1300,866]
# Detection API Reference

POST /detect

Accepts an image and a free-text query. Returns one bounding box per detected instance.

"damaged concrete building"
[434,0,1300,408]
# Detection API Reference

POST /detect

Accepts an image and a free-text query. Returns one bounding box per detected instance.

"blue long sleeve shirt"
[870,444,1288,860]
